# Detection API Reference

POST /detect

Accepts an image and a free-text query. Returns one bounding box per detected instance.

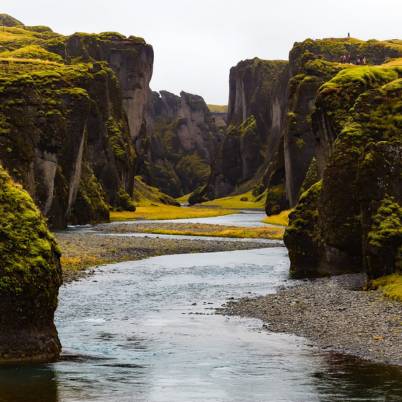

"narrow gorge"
[0,9,401,402]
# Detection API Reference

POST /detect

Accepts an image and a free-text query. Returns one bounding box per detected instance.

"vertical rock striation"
[140,90,222,197]
[0,22,154,228]
[195,58,289,207]
[284,38,402,206]
[285,60,402,279]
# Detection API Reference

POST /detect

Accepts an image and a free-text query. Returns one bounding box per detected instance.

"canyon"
[0,12,401,370]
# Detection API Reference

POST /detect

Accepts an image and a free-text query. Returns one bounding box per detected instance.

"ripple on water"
[0,247,401,401]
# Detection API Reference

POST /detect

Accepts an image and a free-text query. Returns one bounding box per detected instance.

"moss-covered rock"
[284,181,323,276]
[140,90,221,197]
[285,38,402,206]
[0,165,62,363]
[286,59,402,279]
[199,58,289,203]
[0,20,155,226]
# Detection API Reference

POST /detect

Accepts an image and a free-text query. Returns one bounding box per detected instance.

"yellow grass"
[207,104,228,113]
[176,193,191,203]
[372,274,402,302]
[201,190,266,209]
[142,226,284,240]
[263,210,292,226]
[110,205,235,221]
[60,255,102,272]
[133,176,178,207]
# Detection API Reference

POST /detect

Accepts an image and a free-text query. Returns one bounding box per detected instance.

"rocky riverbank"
[56,230,273,283]
[219,274,402,366]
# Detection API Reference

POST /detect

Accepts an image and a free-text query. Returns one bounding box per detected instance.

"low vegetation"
[110,205,235,221]
[142,225,284,240]
[201,190,266,209]
[263,210,291,226]
[133,176,179,207]
[372,275,402,302]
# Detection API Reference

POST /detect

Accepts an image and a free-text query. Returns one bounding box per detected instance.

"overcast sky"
[2,0,401,103]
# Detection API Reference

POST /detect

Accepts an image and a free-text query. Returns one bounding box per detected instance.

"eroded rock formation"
[139,90,222,197]
[0,165,62,363]
[0,19,153,228]
[284,38,402,206]
[193,58,289,209]
[285,60,402,279]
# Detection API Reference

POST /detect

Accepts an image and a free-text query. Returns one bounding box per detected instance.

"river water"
[1,213,401,401]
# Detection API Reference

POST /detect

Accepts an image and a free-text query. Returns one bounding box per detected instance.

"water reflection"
[0,365,58,402]
[315,354,402,401]
[1,248,401,401]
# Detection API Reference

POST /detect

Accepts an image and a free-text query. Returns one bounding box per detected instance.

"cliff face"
[140,90,222,197]
[284,38,402,206]
[195,58,289,206]
[285,60,402,279]
[64,33,154,142]
[0,165,62,363]
[0,22,153,228]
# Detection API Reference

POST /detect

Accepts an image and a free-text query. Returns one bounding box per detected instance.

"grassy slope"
[263,210,291,226]
[372,275,402,302]
[134,176,179,207]
[110,206,235,221]
[201,190,266,209]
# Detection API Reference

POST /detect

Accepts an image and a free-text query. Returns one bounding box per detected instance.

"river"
[1,212,401,401]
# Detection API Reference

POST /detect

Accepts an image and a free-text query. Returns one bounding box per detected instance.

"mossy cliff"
[140,90,222,197]
[194,58,289,207]
[285,60,402,279]
[0,18,153,227]
[0,165,62,363]
[284,37,402,206]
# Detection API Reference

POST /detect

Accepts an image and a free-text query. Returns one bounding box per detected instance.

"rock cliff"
[0,165,62,363]
[193,58,289,208]
[284,38,402,206]
[285,59,402,279]
[139,90,222,197]
[0,20,153,228]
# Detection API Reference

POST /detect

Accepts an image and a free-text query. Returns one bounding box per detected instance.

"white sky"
[2,0,401,104]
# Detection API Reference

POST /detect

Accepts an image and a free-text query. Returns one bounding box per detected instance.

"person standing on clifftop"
[348,32,351,38]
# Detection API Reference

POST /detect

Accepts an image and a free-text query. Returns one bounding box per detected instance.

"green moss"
[115,187,135,212]
[69,164,110,224]
[284,181,323,276]
[0,45,63,62]
[372,274,402,301]
[300,158,320,195]
[367,197,402,277]
[265,184,287,215]
[134,176,179,207]
[0,164,61,298]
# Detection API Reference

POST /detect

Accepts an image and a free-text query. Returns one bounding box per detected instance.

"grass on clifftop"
[110,205,235,221]
[263,210,292,226]
[201,190,266,209]
[372,275,402,302]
